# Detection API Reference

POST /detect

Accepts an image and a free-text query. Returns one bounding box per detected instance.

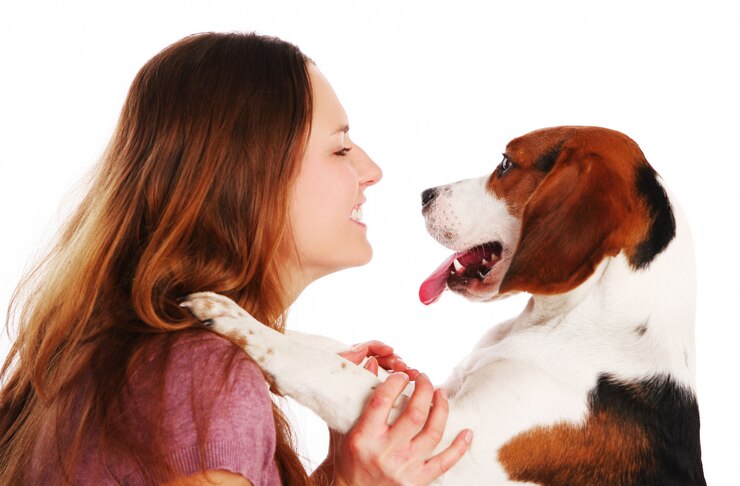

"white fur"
[181,177,695,485]
[424,176,520,302]
[424,176,520,254]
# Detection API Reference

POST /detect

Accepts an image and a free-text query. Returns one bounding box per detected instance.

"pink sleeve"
[124,333,282,485]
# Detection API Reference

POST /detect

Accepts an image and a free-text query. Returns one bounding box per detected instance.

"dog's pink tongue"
[419,254,458,305]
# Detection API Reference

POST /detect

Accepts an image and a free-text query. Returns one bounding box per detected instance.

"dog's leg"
[180,291,406,434]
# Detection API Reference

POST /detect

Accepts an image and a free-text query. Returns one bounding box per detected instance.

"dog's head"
[419,126,676,304]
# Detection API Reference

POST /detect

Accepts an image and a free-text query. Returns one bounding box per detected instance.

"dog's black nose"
[421,188,438,207]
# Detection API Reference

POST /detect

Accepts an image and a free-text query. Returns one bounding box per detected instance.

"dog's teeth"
[482,258,489,265]
[453,258,463,272]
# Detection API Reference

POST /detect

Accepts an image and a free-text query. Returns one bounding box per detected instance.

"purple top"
[30,332,282,485]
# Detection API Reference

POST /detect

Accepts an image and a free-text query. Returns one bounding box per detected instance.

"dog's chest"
[437,355,593,485]
[442,346,593,441]
[439,330,703,485]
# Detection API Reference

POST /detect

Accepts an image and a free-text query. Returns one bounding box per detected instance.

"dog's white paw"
[181,294,385,435]
[179,291,272,357]
[180,291,291,395]
[179,291,250,324]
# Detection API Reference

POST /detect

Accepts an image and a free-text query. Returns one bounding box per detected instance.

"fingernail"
[463,429,474,444]
[351,344,368,353]
[394,372,410,381]
[418,373,429,381]
[440,389,448,400]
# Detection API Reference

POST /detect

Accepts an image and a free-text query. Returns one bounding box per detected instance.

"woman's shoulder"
[111,333,281,485]
[134,329,265,382]
[128,330,272,418]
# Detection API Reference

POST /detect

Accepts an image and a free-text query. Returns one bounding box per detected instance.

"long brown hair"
[1,32,313,484]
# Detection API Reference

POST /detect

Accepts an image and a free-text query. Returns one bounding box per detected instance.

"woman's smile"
[350,204,365,226]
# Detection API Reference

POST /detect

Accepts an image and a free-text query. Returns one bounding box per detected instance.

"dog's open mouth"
[419,242,503,305]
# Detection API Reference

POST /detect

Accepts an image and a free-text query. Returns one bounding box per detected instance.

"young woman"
[0,32,472,485]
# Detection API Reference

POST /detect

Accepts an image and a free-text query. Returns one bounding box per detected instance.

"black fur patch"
[534,142,563,172]
[631,163,676,269]
[591,374,706,485]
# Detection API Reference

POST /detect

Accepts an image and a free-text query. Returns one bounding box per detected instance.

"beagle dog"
[182,126,706,485]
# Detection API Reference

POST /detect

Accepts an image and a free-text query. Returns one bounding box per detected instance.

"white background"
[1,0,738,482]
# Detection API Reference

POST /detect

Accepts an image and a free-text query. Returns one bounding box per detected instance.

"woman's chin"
[357,241,374,265]
[331,245,374,273]
[339,247,373,270]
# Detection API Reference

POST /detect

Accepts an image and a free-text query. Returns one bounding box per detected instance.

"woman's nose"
[357,145,382,186]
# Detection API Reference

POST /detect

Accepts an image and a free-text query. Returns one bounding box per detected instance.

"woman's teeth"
[351,207,364,222]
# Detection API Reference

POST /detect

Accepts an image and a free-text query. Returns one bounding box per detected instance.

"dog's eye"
[499,155,513,176]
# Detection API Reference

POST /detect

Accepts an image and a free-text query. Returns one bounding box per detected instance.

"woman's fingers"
[389,373,434,440]
[354,372,409,430]
[337,345,413,381]
[363,356,379,375]
[338,344,369,365]
[375,353,408,373]
[356,340,394,357]
[412,388,450,454]
[340,341,421,381]
[420,428,473,483]
[340,341,396,364]
[333,371,473,485]
[404,368,421,381]
[339,342,417,379]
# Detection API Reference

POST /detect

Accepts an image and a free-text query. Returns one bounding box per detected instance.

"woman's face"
[285,64,382,288]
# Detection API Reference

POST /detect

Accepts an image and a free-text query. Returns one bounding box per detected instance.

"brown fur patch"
[498,411,652,485]
[487,162,547,217]
[490,127,658,295]
[225,330,248,349]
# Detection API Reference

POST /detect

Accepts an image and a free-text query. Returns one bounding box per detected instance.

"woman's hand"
[332,372,472,485]
[313,343,472,485]
[339,341,420,380]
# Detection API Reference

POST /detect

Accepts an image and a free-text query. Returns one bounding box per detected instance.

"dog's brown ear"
[499,147,630,295]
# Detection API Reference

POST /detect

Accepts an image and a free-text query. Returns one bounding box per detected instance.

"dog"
[182,126,706,485]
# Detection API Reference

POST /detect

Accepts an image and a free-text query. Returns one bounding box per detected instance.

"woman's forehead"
[308,64,349,133]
